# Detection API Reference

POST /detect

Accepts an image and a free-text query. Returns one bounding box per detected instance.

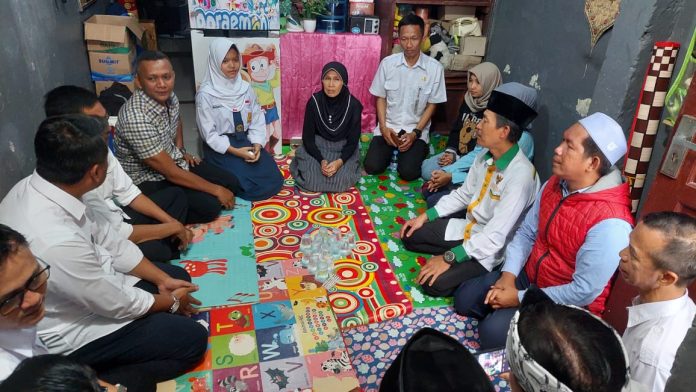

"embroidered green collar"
[483,143,519,171]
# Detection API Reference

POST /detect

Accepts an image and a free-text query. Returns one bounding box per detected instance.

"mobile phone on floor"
[476,348,510,375]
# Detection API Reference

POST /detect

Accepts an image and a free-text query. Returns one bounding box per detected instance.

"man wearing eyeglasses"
[0,224,49,381]
[0,115,207,391]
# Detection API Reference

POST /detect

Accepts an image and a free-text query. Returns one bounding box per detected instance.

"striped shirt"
[115,89,187,185]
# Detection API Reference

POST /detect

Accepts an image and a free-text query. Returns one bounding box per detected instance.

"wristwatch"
[169,295,180,314]
[412,128,423,139]
[443,250,457,265]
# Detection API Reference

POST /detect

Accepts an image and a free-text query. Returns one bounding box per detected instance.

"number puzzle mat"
[168,258,361,392]
[251,159,412,329]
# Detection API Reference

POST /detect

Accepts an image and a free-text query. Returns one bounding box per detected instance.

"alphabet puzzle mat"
[169,258,360,392]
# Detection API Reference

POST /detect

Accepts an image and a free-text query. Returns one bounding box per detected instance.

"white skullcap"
[578,112,627,166]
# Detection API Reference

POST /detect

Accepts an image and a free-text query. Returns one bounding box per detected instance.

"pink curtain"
[280,32,381,139]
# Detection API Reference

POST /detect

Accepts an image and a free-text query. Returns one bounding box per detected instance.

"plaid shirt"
[115,89,188,185]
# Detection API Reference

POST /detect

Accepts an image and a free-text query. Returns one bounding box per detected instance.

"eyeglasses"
[0,262,50,316]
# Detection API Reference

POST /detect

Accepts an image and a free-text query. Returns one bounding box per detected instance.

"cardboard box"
[84,15,143,52]
[95,80,136,95]
[449,54,482,71]
[349,2,374,15]
[438,6,476,21]
[139,20,158,51]
[460,36,487,56]
[89,50,136,79]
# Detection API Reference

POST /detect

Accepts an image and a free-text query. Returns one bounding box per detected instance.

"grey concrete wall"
[0,0,109,197]
[485,0,689,186]
[485,0,612,181]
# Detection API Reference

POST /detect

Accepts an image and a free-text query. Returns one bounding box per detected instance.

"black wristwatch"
[443,250,456,265]
[412,128,423,139]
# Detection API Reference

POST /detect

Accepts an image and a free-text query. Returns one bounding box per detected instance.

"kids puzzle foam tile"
[211,331,260,370]
[209,305,255,336]
[305,349,361,392]
[251,300,296,329]
[174,370,212,392]
[292,298,343,356]
[259,357,311,392]
[256,259,285,280]
[257,277,291,303]
[173,205,259,309]
[285,275,326,300]
[255,324,301,363]
[212,365,264,392]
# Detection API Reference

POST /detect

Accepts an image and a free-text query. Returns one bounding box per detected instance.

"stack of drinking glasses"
[299,226,357,283]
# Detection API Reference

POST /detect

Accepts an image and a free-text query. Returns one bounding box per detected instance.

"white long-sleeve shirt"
[82,151,141,239]
[427,144,539,270]
[195,88,267,154]
[0,173,153,354]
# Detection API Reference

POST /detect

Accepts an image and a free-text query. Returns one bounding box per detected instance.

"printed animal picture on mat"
[280,258,308,277]
[255,325,301,362]
[259,358,311,391]
[211,331,260,370]
[174,370,212,392]
[258,278,290,303]
[257,260,284,280]
[285,275,326,300]
[304,349,360,392]
[209,305,254,336]
[252,300,296,329]
[180,258,228,278]
[212,365,264,392]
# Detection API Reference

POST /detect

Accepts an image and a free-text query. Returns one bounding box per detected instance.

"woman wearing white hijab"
[196,38,283,201]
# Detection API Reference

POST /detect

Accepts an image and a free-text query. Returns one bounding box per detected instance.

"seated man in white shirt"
[0,224,49,381]
[0,115,207,391]
[363,14,447,181]
[619,211,696,392]
[44,85,192,263]
[400,83,540,298]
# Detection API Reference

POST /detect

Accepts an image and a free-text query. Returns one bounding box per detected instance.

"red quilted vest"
[523,175,634,315]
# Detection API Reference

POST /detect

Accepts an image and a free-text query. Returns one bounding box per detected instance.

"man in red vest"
[455,112,633,349]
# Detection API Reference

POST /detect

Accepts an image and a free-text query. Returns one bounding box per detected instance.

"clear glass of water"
[316,254,331,281]
[300,233,312,267]
[308,253,320,274]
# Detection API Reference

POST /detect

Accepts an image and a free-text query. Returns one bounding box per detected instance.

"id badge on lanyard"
[232,111,245,141]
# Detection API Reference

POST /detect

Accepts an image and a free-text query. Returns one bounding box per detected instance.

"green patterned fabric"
[357,133,453,308]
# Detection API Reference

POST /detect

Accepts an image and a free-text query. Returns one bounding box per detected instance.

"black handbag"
[379,328,494,392]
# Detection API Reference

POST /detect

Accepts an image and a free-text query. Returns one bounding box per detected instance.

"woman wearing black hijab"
[290,62,363,192]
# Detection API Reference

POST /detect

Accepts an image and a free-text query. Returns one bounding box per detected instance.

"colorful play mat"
[251,158,412,329]
[157,133,513,391]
